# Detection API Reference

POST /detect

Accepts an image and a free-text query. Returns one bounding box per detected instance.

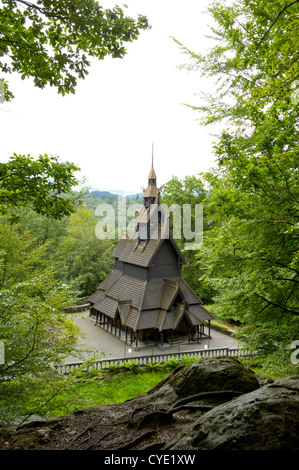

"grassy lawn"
[49,367,170,417]
[77,369,168,406]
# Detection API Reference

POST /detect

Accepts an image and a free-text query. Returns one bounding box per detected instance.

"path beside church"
[66,310,241,363]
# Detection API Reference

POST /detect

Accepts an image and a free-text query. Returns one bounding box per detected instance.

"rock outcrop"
[1,357,298,450]
[143,356,260,406]
[167,376,299,450]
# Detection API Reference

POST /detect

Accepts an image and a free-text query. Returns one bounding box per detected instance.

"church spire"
[143,144,159,208]
[148,143,157,181]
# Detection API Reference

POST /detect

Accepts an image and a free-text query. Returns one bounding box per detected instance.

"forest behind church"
[0,0,298,423]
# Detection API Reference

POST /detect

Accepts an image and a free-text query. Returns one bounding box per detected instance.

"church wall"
[115,259,123,271]
[148,264,178,279]
[148,239,180,279]
[152,240,180,267]
[122,262,148,280]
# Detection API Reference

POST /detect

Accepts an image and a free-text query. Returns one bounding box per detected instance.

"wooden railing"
[57,347,256,374]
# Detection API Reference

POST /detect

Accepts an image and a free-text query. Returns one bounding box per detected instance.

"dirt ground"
[0,396,206,451]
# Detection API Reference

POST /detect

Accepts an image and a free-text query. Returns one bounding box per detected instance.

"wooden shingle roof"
[111,203,186,267]
[141,279,164,310]
[93,296,118,319]
[112,238,129,259]
[118,237,161,267]
[124,307,140,330]
[179,278,203,305]
[188,304,214,321]
[143,184,159,198]
[98,270,122,290]
[160,279,179,310]
[87,289,105,304]
[116,235,185,268]
[88,269,214,331]
[136,309,160,330]
[107,275,146,310]
[118,300,132,325]
[148,166,157,180]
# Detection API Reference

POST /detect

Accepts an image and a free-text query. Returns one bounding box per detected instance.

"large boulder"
[167,376,299,450]
[144,356,260,405]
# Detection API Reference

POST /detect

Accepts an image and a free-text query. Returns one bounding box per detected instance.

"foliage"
[0,218,83,423]
[201,145,299,363]
[161,175,215,303]
[122,359,138,371]
[54,205,115,297]
[174,0,299,127]
[15,206,71,252]
[174,0,299,372]
[0,153,82,219]
[0,0,150,101]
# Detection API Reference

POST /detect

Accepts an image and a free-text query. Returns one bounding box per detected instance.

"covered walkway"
[66,310,240,363]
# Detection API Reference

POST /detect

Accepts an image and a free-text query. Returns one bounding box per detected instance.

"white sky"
[0,0,220,194]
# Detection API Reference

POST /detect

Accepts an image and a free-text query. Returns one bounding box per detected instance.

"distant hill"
[90,190,118,200]
[85,190,143,200]
[126,193,143,199]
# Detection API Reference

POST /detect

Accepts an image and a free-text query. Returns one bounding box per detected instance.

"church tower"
[143,145,159,208]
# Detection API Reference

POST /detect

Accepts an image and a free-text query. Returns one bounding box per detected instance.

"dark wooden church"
[87,160,213,347]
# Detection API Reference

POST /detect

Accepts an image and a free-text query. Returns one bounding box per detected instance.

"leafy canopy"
[175,0,299,127]
[0,217,83,422]
[0,0,150,101]
[0,153,82,219]
[175,0,299,373]
[55,206,115,297]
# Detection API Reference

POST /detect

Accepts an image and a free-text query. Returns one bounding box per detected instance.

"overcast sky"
[0,0,220,194]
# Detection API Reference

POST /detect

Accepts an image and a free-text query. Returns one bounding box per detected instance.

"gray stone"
[167,376,299,450]
[171,356,260,396]
[144,357,260,406]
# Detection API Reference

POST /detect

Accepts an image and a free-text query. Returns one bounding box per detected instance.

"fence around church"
[58,346,256,374]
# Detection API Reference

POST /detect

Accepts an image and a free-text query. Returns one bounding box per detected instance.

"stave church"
[87,158,213,347]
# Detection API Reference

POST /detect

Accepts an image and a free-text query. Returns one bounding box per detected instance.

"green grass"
[210,320,232,331]
[80,370,168,406]
[47,358,202,418]
[49,368,170,417]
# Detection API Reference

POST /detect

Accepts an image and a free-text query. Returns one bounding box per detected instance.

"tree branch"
[256,294,299,315]
[1,321,40,373]
[275,277,299,284]
[272,261,299,275]
[246,0,299,64]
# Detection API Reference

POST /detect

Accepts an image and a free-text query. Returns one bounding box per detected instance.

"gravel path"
[65,310,240,363]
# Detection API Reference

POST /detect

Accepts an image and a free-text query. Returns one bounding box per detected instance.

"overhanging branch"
[246,0,299,64]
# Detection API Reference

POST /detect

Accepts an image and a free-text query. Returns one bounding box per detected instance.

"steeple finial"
[148,143,157,181]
